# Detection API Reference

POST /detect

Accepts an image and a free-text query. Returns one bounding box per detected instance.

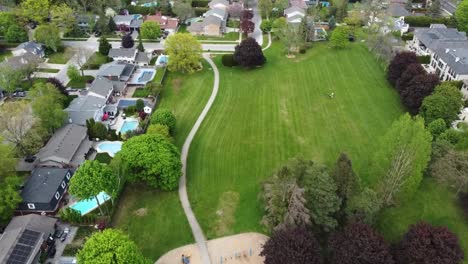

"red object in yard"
[102,113,109,121]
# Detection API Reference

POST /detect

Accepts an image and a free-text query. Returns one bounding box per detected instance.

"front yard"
[83,52,111,70]
[196,32,239,41]
[47,47,75,64]
[67,75,95,88]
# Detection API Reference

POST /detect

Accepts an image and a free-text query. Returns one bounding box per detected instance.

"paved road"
[178,53,220,264]
[251,2,263,46]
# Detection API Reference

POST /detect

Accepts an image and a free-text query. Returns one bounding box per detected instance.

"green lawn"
[186,43,404,238]
[47,47,75,64]
[67,76,95,88]
[197,32,239,41]
[112,61,214,261]
[36,68,60,73]
[84,52,110,69]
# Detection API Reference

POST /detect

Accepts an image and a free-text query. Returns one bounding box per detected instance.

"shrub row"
[404,16,457,28]
[401,32,414,41]
[126,5,157,15]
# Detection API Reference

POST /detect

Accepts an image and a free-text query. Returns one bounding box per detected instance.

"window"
[66,172,71,180]
[55,192,60,200]
[61,181,66,189]
[27,203,35,209]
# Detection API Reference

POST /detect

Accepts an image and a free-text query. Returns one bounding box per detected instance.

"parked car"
[12,90,26,97]
[48,246,56,258]
[54,229,64,239]
[60,232,68,242]
[24,156,36,163]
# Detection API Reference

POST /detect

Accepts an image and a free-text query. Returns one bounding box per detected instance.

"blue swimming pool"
[156,55,168,66]
[119,119,139,134]
[96,141,123,157]
[118,99,149,108]
[70,192,111,216]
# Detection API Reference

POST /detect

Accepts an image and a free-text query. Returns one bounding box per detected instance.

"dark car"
[12,90,26,97]
[24,156,36,163]
[48,246,56,258]
[60,227,70,242]
[54,229,64,239]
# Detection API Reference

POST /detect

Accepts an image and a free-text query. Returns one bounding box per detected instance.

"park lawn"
[112,61,213,261]
[67,76,95,88]
[47,47,75,64]
[378,178,468,263]
[186,43,404,238]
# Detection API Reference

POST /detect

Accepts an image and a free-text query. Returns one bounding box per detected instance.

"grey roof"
[0,215,57,263]
[415,26,467,50]
[2,53,41,70]
[97,62,127,77]
[122,63,136,77]
[284,6,306,16]
[208,0,229,7]
[388,3,410,17]
[203,15,222,27]
[113,15,133,24]
[65,96,107,126]
[21,168,71,203]
[205,8,227,20]
[130,19,143,28]
[37,124,89,164]
[13,41,44,55]
[112,81,126,92]
[435,47,468,75]
[188,22,204,33]
[287,14,305,23]
[88,77,114,98]
[135,52,150,63]
[108,48,137,59]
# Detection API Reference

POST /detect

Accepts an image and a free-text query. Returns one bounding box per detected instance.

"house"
[204,8,227,22]
[108,48,151,65]
[88,77,114,100]
[0,215,57,264]
[113,15,134,31]
[208,0,229,10]
[130,19,143,31]
[407,24,467,56]
[36,124,92,166]
[145,12,179,33]
[284,6,306,24]
[428,47,468,81]
[65,95,108,126]
[97,62,136,82]
[17,168,73,214]
[2,53,42,70]
[77,14,99,28]
[12,41,45,58]
[188,16,224,36]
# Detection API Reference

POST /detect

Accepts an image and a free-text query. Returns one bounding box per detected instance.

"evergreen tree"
[98,36,112,55]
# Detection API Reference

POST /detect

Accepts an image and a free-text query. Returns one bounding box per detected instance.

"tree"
[77,229,149,264]
[330,26,349,48]
[240,20,255,34]
[233,38,266,68]
[261,161,311,231]
[0,140,16,179]
[300,162,341,232]
[98,37,112,55]
[400,73,439,115]
[137,35,145,52]
[121,34,134,48]
[0,12,16,35]
[140,21,161,40]
[164,33,202,73]
[387,52,418,86]
[69,160,118,215]
[147,124,171,139]
[86,119,108,140]
[5,24,28,43]
[333,0,349,22]
[260,20,273,33]
[405,0,413,11]
[396,63,426,94]
[345,187,381,224]
[0,101,36,155]
[420,83,463,126]
[67,65,81,81]
[328,15,336,29]
[29,83,66,133]
[108,16,117,32]
[173,1,193,21]
[95,15,111,34]
[428,118,447,138]
[428,0,441,18]
[150,108,176,134]
[456,0,468,33]
[395,222,464,264]
[272,17,287,29]
[0,176,22,223]
[276,23,304,55]
[332,153,358,204]
[21,0,50,23]
[20,55,42,87]
[258,0,273,18]
[260,227,323,264]
[431,146,468,194]
[34,24,61,52]
[135,99,145,112]
[117,134,182,190]
[51,4,76,32]
[75,47,94,76]
[228,3,243,18]
[0,64,25,93]
[328,222,395,264]
[372,114,432,206]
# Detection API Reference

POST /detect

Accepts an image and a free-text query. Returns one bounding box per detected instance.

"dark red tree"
[234,37,266,68]
[241,9,254,20]
[387,51,418,86]
[240,20,255,34]
[260,227,323,264]
[396,63,426,94]
[400,73,439,114]
[395,222,464,264]
[328,222,395,264]
[46,77,67,96]
[121,34,134,48]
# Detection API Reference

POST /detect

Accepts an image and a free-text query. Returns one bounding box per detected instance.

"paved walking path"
[262,33,272,51]
[178,53,220,264]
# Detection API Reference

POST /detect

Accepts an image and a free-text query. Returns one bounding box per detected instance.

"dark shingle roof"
[435,47,468,75]
[108,48,137,59]
[20,168,71,203]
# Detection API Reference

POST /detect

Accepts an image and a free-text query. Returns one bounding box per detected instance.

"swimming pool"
[96,141,123,157]
[70,192,111,216]
[118,118,139,134]
[140,1,157,7]
[156,55,168,66]
[138,71,155,82]
[117,99,148,108]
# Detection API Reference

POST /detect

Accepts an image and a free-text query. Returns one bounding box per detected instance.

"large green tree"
[330,26,350,49]
[150,108,176,134]
[29,83,66,133]
[21,0,50,23]
[456,0,468,33]
[0,101,37,155]
[77,229,149,264]
[98,36,112,55]
[0,176,22,224]
[0,64,25,92]
[332,153,359,204]
[117,134,182,190]
[172,1,193,21]
[0,12,16,35]
[420,83,463,126]
[165,33,202,73]
[5,24,28,43]
[51,4,76,32]
[345,187,381,224]
[34,24,61,52]
[140,21,160,40]
[258,0,273,18]
[68,160,118,215]
[371,114,432,206]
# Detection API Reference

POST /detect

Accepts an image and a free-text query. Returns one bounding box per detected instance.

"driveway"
[250,1,263,46]
[48,224,78,264]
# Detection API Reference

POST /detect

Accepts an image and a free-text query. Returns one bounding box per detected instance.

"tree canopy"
[34,24,61,52]
[330,26,350,49]
[29,83,66,133]
[400,73,439,115]
[396,63,425,94]
[430,145,468,195]
[140,21,161,40]
[164,33,202,73]
[121,34,135,48]
[420,83,463,126]
[387,52,418,86]
[117,134,182,190]
[77,229,150,264]
[0,12,16,35]
[234,38,266,68]
[150,108,176,134]
[5,24,28,43]
[456,0,468,33]
[99,37,112,55]
[21,0,50,23]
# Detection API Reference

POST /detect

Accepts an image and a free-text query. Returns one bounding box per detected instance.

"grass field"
[67,76,94,88]
[112,61,213,260]
[186,43,403,237]
[47,47,75,64]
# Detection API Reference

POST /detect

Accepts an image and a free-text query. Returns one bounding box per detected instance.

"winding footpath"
[178,53,219,264]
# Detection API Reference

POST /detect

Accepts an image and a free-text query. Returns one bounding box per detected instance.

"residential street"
[251,1,263,46]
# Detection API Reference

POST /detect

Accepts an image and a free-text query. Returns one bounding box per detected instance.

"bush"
[401,32,414,41]
[59,207,97,224]
[147,124,171,138]
[404,16,456,27]
[126,5,157,15]
[124,105,137,116]
[260,20,272,33]
[443,80,464,89]
[417,55,431,64]
[221,54,238,67]
[192,0,209,7]
[428,118,447,138]
[135,99,145,112]
[151,108,176,133]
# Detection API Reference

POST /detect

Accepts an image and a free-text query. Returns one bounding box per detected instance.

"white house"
[284,6,306,24]
[428,47,468,81]
[204,8,227,22]
[407,24,467,56]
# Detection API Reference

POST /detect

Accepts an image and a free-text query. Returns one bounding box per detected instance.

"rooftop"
[415,25,467,50]
[88,77,114,98]
[21,168,71,203]
[108,48,137,59]
[435,47,468,74]
[113,15,134,24]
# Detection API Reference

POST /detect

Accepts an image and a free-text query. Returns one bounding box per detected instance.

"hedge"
[222,54,238,67]
[194,7,210,16]
[404,16,457,28]
[127,5,157,15]
[443,80,464,89]
[401,32,414,41]
[192,0,209,7]
[417,55,431,64]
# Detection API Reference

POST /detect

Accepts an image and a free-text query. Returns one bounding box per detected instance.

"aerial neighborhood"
[0,0,468,263]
